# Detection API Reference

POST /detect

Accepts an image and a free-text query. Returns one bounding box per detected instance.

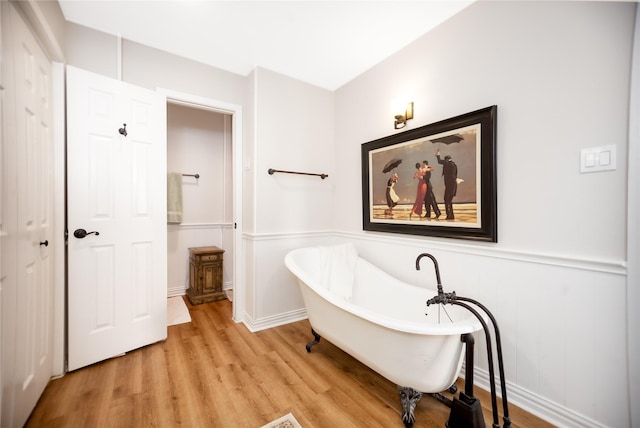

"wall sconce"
[393,101,414,129]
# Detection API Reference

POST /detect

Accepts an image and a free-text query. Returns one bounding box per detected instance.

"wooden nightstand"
[186,246,226,305]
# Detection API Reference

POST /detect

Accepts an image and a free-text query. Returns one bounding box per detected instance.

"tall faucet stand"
[446,333,486,428]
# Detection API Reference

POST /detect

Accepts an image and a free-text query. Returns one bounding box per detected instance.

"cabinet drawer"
[196,254,220,262]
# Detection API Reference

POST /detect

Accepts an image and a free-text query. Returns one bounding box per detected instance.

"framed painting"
[361,105,497,242]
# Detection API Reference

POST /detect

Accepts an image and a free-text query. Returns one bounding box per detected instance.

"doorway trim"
[157,89,244,323]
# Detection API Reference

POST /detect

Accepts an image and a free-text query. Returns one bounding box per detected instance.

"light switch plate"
[580,145,616,173]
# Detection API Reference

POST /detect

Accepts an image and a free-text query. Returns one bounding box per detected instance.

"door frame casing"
[158,88,244,323]
[51,62,65,376]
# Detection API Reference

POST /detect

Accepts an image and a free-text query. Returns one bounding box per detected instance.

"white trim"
[246,69,259,331]
[51,61,65,376]
[343,230,626,274]
[170,222,234,230]
[243,230,334,241]
[167,287,186,298]
[251,69,259,235]
[627,5,640,427]
[116,32,122,81]
[242,308,308,333]
[169,281,233,299]
[243,230,626,275]
[157,87,245,325]
[472,367,606,428]
[223,113,231,232]
[11,0,65,62]
[159,89,241,116]
[1,4,5,423]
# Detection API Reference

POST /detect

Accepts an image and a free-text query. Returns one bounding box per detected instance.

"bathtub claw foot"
[306,328,321,352]
[398,386,422,428]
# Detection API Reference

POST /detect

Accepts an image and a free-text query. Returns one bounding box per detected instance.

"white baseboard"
[167,286,186,298]
[242,308,308,333]
[168,281,232,298]
[471,366,605,428]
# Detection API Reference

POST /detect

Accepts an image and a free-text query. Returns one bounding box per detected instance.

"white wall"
[65,22,115,78]
[336,1,630,259]
[242,67,335,329]
[166,103,233,295]
[65,22,248,107]
[254,67,335,234]
[331,2,635,427]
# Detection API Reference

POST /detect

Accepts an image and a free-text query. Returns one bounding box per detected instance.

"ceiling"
[58,1,474,91]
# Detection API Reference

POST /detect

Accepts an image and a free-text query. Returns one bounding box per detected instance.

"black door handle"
[40,240,49,247]
[73,228,100,239]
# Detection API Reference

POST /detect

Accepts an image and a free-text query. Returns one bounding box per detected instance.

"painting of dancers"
[361,106,497,242]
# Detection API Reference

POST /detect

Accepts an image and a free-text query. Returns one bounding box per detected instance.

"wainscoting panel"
[242,232,334,329]
[245,230,628,428]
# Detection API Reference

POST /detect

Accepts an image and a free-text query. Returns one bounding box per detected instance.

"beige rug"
[167,296,191,326]
[260,413,302,428]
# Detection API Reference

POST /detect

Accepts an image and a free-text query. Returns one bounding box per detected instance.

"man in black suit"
[436,150,457,220]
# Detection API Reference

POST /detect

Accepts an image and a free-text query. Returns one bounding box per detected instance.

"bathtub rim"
[285,246,484,336]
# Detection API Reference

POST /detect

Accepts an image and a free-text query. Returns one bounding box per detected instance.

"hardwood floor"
[26,298,554,428]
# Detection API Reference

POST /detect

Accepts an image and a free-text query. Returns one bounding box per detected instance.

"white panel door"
[66,66,167,371]
[1,3,54,427]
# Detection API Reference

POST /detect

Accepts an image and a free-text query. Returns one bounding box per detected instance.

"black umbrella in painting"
[430,134,464,145]
[382,158,402,173]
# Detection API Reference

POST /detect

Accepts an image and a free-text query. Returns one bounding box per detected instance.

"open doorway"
[160,89,244,323]
[166,104,233,299]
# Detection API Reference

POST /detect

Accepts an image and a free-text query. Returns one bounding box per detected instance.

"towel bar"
[268,168,328,179]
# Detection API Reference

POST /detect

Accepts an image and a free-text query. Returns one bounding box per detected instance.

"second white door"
[1,3,55,426]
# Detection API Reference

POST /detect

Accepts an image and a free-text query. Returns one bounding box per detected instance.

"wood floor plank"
[26,299,555,428]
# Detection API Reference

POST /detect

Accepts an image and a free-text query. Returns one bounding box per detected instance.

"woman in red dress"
[410,162,426,219]
[410,161,435,219]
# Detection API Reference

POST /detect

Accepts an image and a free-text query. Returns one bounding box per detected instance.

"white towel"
[318,243,358,301]
[167,172,183,224]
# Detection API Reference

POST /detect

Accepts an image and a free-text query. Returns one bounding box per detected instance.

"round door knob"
[40,240,49,247]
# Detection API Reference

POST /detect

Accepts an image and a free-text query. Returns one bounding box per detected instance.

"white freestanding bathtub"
[284,243,484,426]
